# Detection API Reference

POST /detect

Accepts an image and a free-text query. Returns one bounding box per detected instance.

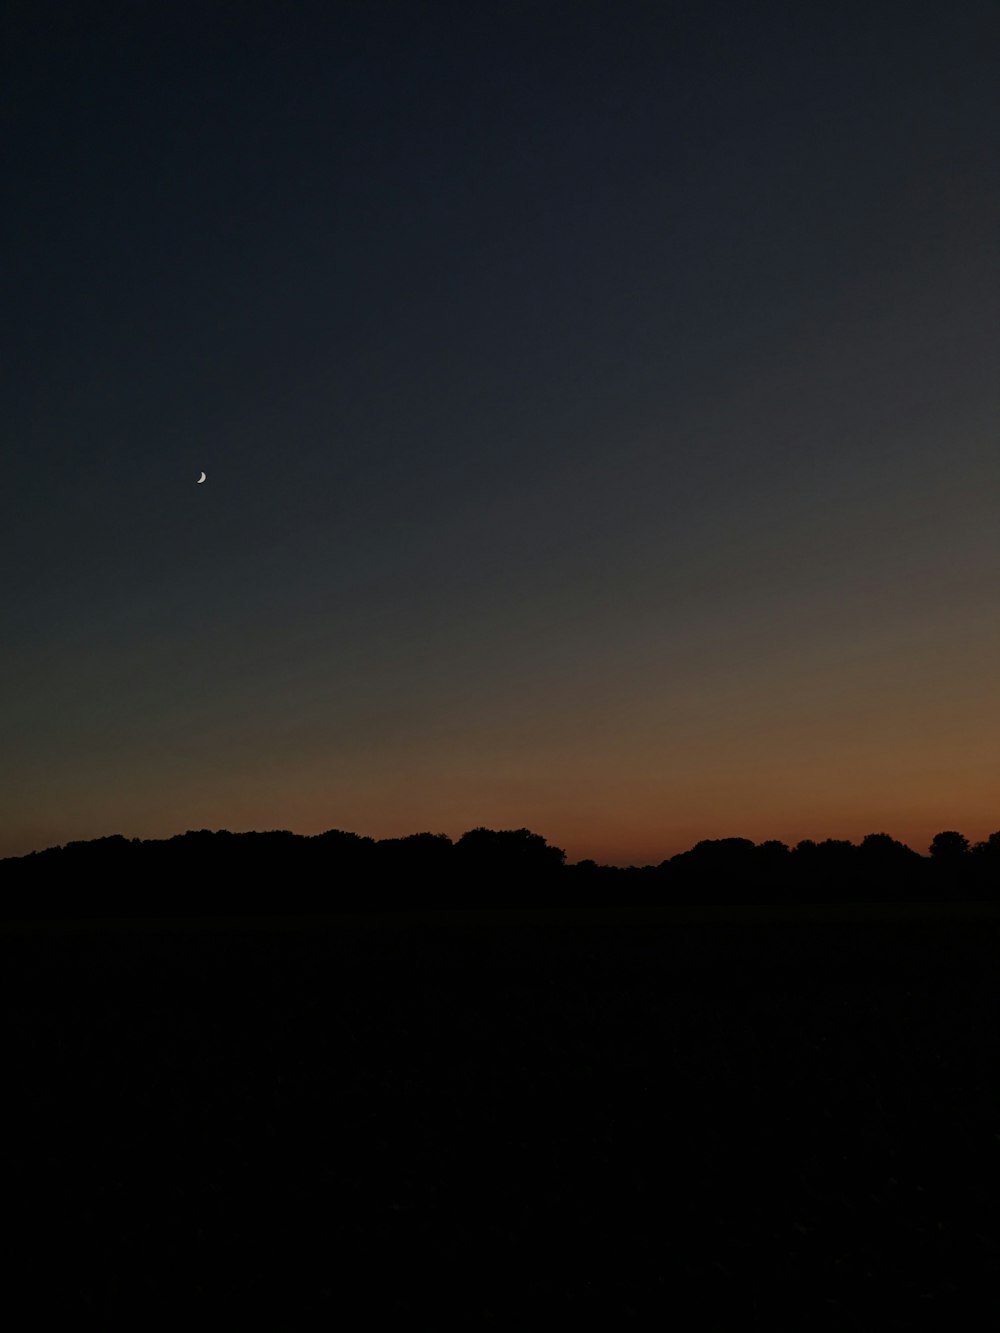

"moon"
[197,471,206,483]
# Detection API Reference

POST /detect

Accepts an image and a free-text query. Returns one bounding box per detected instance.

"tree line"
[0,825,997,920]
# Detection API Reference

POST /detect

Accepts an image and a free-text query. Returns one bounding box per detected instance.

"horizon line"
[4,822,990,868]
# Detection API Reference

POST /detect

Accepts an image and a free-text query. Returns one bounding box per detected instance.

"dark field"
[6,906,1000,1327]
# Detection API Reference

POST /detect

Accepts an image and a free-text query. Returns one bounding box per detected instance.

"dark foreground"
[6,905,1000,1327]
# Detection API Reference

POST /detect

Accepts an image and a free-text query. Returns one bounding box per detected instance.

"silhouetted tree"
[305,829,376,906]
[311,828,375,872]
[929,831,970,859]
[855,833,923,902]
[372,833,455,905]
[669,838,757,904]
[969,831,1000,901]
[454,827,566,893]
[925,829,974,898]
[858,832,914,859]
[746,840,791,904]
[787,839,857,901]
[398,831,454,866]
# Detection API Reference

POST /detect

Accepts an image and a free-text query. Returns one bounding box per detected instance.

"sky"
[2,0,997,865]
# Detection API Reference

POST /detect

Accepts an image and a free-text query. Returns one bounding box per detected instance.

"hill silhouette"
[2,824,997,922]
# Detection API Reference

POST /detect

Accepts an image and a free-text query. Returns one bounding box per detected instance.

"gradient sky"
[3,0,997,865]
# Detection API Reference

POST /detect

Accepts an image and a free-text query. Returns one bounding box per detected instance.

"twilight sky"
[3,0,997,865]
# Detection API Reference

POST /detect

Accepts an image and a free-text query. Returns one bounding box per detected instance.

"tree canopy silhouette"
[1,823,997,921]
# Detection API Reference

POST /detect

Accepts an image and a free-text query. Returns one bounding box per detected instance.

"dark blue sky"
[3,1,997,862]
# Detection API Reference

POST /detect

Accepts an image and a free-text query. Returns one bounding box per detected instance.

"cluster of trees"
[0,826,997,921]
[0,827,563,919]
[577,831,1000,905]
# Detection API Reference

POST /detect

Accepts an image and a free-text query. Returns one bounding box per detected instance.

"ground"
[5,904,1000,1325]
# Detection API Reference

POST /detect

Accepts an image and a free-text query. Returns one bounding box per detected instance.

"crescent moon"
[197,471,206,483]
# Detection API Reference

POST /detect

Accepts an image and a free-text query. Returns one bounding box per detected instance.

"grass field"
[5,904,1000,1326]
